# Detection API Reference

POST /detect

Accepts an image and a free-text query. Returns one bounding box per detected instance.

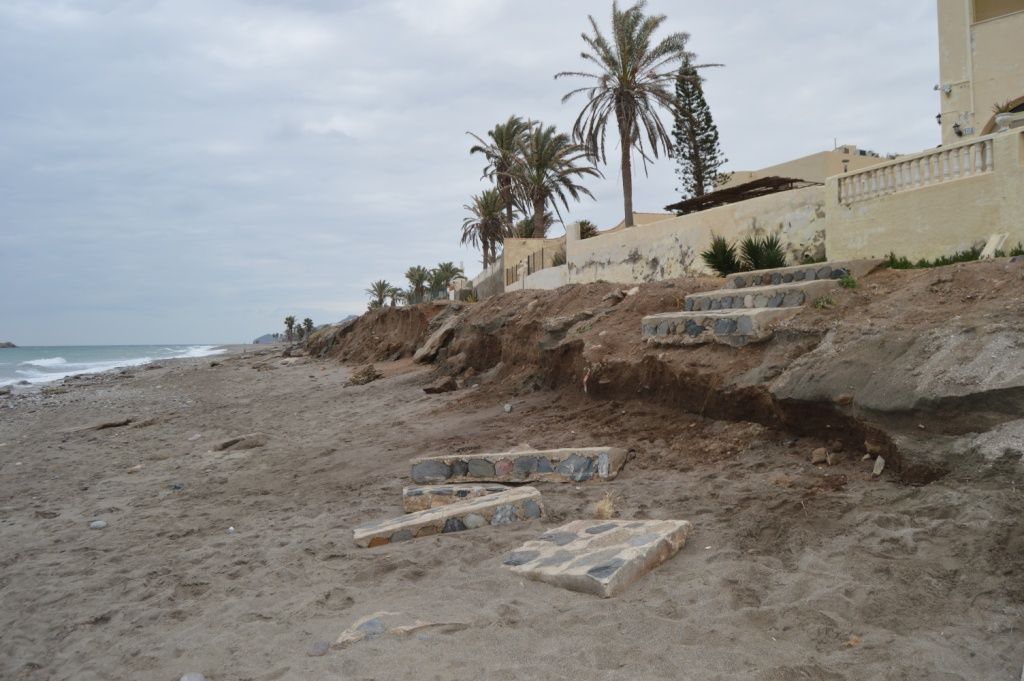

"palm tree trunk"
[619,115,634,227]
[482,237,489,269]
[501,179,514,230]
[533,198,546,238]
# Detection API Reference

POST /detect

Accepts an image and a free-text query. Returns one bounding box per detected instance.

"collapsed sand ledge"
[311,258,1024,484]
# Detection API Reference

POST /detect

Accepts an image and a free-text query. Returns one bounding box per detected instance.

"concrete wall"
[720,146,886,190]
[826,130,1024,260]
[566,185,827,285]
[938,0,1024,143]
[471,256,505,300]
[520,265,568,291]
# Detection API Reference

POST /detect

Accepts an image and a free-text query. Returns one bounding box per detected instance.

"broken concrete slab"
[641,308,798,347]
[409,447,628,484]
[402,483,510,512]
[413,310,464,363]
[213,433,268,451]
[503,519,693,598]
[353,487,543,548]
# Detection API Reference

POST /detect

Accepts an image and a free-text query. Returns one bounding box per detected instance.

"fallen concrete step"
[353,487,543,548]
[402,483,510,512]
[410,447,628,484]
[685,279,837,312]
[642,308,798,347]
[503,519,693,597]
[724,258,883,289]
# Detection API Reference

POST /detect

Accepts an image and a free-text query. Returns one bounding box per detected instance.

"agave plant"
[700,235,741,276]
[739,235,786,271]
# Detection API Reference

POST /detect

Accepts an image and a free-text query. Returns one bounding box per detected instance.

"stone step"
[503,519,694,597]
[410,447,628,485]
[642,308,798,347]
[353,487,543,548]
[724,258,883,290]
[684,279,837,312]
[402,483,510,512]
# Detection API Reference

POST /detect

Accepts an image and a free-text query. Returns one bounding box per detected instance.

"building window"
[973,0,1024,22]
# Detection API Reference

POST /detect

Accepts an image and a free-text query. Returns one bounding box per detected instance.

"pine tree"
[672,59,727,200]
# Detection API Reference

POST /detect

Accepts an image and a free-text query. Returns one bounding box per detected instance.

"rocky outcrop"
[0,342,15,348]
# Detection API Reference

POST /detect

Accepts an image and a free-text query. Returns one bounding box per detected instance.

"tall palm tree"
[469,115,532,229]
[433,261,465,289]
[365,280,391,309]
[405,266,430,304]
[514,212,555,238]
[302,317,314,337]
[461,189,507,267]
[283,315,296,341]
[556,1,713,227]
[504,124,599,237]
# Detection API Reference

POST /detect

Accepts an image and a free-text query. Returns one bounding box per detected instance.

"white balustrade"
[838,137,995,205]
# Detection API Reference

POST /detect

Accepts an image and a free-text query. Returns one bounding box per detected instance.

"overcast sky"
[0,0,939,345]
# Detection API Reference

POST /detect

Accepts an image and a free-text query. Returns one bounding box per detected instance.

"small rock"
[171,482,185,491]
[423,377,458,394]
[307,640,330,657]
[503,403,513,413]
[209,361,221,367]
[89,520,107,530]
[180,674,206,681]
[227,526,236,534]
[810,448,829,465]
[872,456,885,477]
[188,433,202,441]
[127,464,144,474]
[625,286,639,296]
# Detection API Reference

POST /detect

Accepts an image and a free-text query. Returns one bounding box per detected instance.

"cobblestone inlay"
[503,519,693,597]
[409,448,628,484]
[353,487,543,548]
[641,308,799,347]
[402,483,511,512]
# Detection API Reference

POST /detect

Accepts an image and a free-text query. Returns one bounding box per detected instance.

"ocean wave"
[21,356,67,367]
[1,345,226,387]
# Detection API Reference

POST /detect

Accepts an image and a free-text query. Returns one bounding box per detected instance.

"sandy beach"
[1,338,1022,681]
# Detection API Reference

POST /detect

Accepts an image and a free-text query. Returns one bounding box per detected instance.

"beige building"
[937,0,1024,144]
[719,145,887,190]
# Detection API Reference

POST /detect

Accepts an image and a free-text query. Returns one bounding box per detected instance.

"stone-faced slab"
[353,487,543,548]
[641,308,799,348]
[409,448,628,484]
[684,279,837,312]
[723,258,884,290]
[402,484,510,512]
[502,519,693,597]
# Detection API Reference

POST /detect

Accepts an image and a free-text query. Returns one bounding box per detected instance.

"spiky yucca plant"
[700,235,741,276]
[739,235,786,270]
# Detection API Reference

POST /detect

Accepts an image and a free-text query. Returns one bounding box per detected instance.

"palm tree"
[433,262,464,289]
[504,124,599,237]
[469,115,532,229]
[556,1,713,227]
[295,325,305,342]
[387,286,405,307]
[578,219,599,239]
[405,266,430,304]
[513,212,555,238]
[302,317,314,337]
[365,280,391,309]
[283,315,296,342]
[461,189,507,267]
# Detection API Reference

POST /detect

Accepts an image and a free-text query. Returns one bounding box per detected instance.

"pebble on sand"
[307,640,330,657]
[89,520,107,530]
[179,674,206,681]
[503,403,513,413]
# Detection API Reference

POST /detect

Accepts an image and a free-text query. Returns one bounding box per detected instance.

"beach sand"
[1,348,1021,680]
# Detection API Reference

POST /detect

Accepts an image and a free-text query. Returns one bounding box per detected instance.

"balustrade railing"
[838,137,995,205]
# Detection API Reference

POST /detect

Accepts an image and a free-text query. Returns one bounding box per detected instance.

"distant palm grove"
[365,0,725,311]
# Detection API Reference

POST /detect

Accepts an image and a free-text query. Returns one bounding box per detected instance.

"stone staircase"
[642,259,882,347]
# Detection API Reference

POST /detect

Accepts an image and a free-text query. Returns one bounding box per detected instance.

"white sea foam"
[21,356,67,368]
[1,345,227,387]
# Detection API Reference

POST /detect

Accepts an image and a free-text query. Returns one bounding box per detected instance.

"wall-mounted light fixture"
[936,113,943,125]
[842,159,850,173]
[952,122,964,137]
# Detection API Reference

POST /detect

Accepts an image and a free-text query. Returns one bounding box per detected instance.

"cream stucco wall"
[519,264,569,291]
[567,186,827,285]
[937,0,1024,144]
[826,130,1024,261]
[719,146,886,190]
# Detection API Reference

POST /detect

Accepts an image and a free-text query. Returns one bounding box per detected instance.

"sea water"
[0,345,226,387]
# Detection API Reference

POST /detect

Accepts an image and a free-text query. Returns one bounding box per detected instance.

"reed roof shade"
[664,177,822,215]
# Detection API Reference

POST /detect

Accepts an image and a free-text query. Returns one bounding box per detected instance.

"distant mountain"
[0,342,15,348]
[252,333,283,345]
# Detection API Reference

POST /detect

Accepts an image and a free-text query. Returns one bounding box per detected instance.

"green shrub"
[838,274,858,289]
[740,234,786,270]
[886,246,985,269]
[1010,242,1024,257]
[551,249,567,266]
[700,235,742,276]
[813,295,836,310]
